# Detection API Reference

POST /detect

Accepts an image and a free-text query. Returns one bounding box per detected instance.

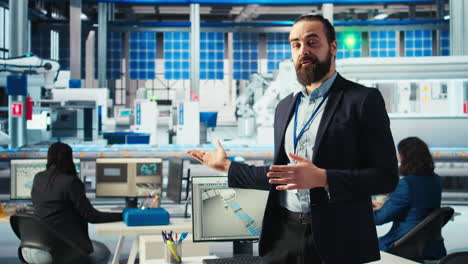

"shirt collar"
[294,71,338,101]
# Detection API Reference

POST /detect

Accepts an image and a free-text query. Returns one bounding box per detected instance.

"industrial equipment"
[0,54,60,99]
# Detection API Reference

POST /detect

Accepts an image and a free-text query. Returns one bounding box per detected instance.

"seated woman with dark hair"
[22,142,122,264]
[373,137,446,260]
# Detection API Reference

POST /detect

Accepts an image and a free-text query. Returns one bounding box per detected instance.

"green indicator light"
[344,34,357,50]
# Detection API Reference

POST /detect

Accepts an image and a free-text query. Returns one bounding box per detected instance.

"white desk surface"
[94,219,418,264]
[371,251,419,264]
[142,252,418,264]
[143,255,218,264]
[94,218,192,236]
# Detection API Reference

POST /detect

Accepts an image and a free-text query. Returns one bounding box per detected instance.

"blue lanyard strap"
[293,90,330,153]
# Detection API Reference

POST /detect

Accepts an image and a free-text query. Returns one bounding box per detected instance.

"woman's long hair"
[45,142,77,188]
[398,137,434,176]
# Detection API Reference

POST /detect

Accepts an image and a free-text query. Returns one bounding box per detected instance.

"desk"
[143,255,219,264]
[95,218,192,264]
[143,252,417,264]
[372,251,420,264]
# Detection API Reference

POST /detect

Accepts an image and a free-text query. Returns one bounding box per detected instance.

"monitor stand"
[125,197,138,208]
[233,241,253,256]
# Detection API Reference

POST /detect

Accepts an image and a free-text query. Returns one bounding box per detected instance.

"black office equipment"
[166,158,184,203]
[202,256,261,264]
[438,251,468,264]
[10,212,94,264]
[388,206,454,262]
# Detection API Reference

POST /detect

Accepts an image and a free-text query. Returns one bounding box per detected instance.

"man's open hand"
[268,153,327,191]
[186,140,231,173]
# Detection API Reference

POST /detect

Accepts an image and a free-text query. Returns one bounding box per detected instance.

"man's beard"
[295,50,332,87]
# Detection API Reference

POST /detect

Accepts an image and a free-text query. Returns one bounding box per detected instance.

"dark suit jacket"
[228,73,399,264]
[31,168,122,254]
[375,174,446,259]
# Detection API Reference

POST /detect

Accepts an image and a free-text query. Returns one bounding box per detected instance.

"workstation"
[1,0,468,263]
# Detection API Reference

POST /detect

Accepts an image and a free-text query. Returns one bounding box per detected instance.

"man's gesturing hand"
[186,140,231,173]
[268,153,327,191]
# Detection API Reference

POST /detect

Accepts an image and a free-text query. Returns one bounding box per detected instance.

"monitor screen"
[95,158,162,198]
[192,176,269,242]
[10,159,81,200]
[166,159,184,203]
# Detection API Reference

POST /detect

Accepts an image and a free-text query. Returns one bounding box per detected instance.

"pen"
[178,232,188,243]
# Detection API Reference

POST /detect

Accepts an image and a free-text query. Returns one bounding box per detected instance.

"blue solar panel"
[31,28,51,59]
[200,32,224,80]
[129,32,156,80]
[440,30,450,56]
[59,31,70,70]
[233,32,259,80]
[336,31,362,59]
[164,32,190,80]
[94,32,123,80]
[405,30,432,57]
[266,33,291,73]
[369,30,397,57]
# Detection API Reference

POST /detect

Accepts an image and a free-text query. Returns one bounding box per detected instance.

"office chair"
[387,206,454,262]
[10,212,94,264]
[438,252,468,264]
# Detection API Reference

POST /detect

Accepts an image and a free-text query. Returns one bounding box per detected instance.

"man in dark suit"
[188,14,398,264]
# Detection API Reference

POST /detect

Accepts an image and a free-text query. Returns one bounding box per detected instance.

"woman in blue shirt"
[373,136,446,260]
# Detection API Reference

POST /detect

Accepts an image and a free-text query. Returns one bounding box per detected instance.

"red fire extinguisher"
[26,95,34,120]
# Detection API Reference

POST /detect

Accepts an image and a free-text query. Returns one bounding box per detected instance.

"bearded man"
[188,15,398,264]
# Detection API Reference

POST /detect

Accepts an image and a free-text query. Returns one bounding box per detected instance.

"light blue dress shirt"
[279,72,337,213]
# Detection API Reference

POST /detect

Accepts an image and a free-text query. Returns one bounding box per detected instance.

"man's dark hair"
[398,137,435,176]
[45,142,78,189]
[294,14,336,43]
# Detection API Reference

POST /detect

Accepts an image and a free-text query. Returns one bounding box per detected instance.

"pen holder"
[164,242,182,264]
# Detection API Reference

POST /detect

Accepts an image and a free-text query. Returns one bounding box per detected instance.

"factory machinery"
[1,144,468,203]
[2,55,468,203]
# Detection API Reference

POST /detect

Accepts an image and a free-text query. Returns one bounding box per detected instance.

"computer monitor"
[166,159,184,203]
[10,159,81,200]
[95,158,163,200]
[192,176,269,243]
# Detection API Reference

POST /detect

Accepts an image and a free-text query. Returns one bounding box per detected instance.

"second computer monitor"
[95,158,163,198]
[192,176,269,242]
[10,159,81,200]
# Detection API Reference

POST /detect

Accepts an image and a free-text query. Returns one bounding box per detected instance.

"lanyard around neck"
[293,90,330,153]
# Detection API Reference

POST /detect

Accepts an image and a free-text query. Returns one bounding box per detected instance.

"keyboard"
[203,256,262,264]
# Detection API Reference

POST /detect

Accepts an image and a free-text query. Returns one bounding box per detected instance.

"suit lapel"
[312,74,345,162]
[274,93,300,164]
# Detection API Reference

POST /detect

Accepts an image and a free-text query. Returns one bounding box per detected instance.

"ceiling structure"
[22,0,448,24]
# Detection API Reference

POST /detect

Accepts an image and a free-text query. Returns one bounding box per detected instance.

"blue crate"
[123,207,170,226]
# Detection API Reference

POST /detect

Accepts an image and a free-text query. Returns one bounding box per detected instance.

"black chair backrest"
[388,206,454,262]
[10,212,93,264]
[438,251,468,264]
